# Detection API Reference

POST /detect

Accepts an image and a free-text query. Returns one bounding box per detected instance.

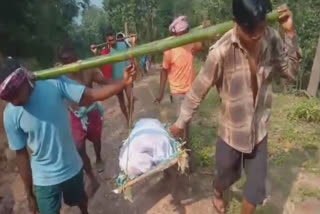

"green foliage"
[0,0,88,66]
[273,0,320,89]
[297,187,320,201]
[1,0,319,86]
[288,99,320,122]
[69,6,109,58]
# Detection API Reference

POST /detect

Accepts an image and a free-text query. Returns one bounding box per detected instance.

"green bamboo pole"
[34,11,279,80]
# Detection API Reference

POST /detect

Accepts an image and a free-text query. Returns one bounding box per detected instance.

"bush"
[288,99,320,122]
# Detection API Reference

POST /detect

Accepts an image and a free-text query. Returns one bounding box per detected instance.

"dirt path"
[1,68,319,214]
[79,68,217,214]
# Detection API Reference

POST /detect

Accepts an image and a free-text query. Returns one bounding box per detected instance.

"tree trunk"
[307,34,320,96]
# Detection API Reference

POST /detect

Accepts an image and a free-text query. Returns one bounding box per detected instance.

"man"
[116,32,131,48]
[155,16,205,146]
[1,57,135,214]
[59,44,111,197]
[170,1,301,214]
[99,43,113,80]
[91,30,133,125]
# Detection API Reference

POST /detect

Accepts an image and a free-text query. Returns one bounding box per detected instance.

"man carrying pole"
[170,1,301,213]
[59,43,113,196]
[91,29,134,126]
[1,57,135,214]
[154,16,208,147]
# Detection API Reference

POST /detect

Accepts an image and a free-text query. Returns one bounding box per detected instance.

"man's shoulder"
[209,29,233,52]
[4,103,22,124]
[208,29,234,61]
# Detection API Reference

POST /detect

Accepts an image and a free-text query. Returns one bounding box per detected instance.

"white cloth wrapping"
[119,118,174,177]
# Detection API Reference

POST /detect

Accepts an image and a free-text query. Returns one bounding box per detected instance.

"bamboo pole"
[34,11,279,80]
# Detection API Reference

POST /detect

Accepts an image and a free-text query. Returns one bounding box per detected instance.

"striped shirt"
[175,27,301,153]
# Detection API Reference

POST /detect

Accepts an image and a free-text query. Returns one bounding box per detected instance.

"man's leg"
[213,137,242,213]
[93,139,103,166]
[241,199,256,214]
[62,169,89,214]
[34,184,62,214]
[117,91,129,125]
[78,194,89,214]
[87,109,104,172]
[241,136,268,214]
[78,144,99,198]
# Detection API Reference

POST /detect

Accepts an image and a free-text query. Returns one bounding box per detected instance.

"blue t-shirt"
[111,41,130,80]
[4,77,85,186]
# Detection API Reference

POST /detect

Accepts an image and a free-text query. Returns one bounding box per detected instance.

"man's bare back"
[67,68,101,88]
[67,68,108,110]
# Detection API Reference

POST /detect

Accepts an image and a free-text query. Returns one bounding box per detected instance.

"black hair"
[117,33,125,39]
[58,41,76,59]
[105,27,116,37]
[0,57,21,83]
[233,0,272,32]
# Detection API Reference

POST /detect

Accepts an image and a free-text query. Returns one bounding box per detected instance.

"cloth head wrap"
[169,16,189,34]
[0,67,33,101]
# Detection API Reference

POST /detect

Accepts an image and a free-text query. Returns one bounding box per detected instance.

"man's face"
[236,20,267,47]
[106,35,116,48]
[9,81,31,106]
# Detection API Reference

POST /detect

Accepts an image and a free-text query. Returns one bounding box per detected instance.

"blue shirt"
[4,77,85,186]
[111,41,130,80]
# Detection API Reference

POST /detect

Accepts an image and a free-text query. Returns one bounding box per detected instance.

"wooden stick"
[113,155,181,194]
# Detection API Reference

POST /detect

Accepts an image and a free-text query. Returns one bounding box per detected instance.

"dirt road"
[1,68,319,214]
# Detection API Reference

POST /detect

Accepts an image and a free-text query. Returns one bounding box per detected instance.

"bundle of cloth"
[119,118,176,177]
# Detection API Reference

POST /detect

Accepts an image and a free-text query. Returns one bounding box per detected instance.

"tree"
[0,0,89,67]
[307,35,320,96]
[69,6,110,58]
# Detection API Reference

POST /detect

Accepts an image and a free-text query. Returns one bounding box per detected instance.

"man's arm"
[16,148,38,213]
[80,65,135,106]
[91,68,117,85]
[80,82,125,106]
[16,148,33,196]
[192,21,211,53]
[273,5,302,80]
[171,49,220,135]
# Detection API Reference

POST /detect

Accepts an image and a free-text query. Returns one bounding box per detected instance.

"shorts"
[214,136,268,205]
[171,93,185,116]
[70,109,102,148]
[34,169,85,214]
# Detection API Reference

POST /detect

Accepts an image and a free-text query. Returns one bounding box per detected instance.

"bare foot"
[86,177,100,198]
[95,160,104,173]
[212,189,225,214]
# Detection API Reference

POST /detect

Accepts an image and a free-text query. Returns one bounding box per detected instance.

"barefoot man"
[170,1,301,213]
[1,57,135,214]
[59,44,112,196]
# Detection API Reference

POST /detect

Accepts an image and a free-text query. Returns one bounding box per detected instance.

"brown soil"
[0,68,319,214]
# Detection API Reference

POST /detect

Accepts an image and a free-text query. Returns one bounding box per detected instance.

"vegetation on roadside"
[1,0,319,91]
[288,99,320,122]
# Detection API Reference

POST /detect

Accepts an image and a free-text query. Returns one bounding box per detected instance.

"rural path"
[0,67,319,214]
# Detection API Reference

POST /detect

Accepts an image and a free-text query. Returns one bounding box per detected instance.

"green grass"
[297,187,320,201]
[189,88,320,213]
[190,92,320,170]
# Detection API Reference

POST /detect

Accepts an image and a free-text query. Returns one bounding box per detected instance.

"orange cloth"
[162,43,200,94]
